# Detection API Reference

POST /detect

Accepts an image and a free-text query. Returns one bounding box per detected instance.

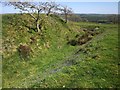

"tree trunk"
[47,8,51,16]
[36,22,40,32]
[36,21,42,34]
[65,14,67,23]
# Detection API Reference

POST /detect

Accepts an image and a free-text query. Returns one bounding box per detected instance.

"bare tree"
[44,2,59,16]
[3,1,46,34]
[59,6,73,23]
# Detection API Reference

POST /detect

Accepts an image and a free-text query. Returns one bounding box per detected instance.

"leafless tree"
[2,1,74,33]
[3,1,46,34]
[44,2,59,16]
[59,6,73,23]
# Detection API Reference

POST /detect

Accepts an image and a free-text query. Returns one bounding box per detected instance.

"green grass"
[30,24,119,88]
[2,14,119,88]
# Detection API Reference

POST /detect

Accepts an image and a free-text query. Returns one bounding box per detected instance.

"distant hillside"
[76,14,118,23]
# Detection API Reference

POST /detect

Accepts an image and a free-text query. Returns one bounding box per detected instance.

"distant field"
[2,14,119,88]
[76,14,117,23]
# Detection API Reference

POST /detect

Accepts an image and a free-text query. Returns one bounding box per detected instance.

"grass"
[2,14,119,88]
[30,24,119,88]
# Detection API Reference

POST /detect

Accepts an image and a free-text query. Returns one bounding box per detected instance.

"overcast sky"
[0,1,119,14]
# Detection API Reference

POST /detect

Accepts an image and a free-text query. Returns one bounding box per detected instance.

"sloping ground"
[30,24,119,88]
[2,14,119,88]
[2,14,80,88]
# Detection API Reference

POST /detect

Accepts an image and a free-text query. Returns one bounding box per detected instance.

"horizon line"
[0,12,118,15]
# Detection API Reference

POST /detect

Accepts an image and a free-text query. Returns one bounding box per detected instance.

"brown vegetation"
[18,44,32,60]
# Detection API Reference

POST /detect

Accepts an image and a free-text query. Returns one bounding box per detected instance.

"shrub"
[18,44,32,60]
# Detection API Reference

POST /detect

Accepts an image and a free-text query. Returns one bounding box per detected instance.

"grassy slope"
[31,23,119,88]
[2,14,119,88]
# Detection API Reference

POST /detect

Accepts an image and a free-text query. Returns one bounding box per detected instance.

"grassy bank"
[2,14,119,88]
